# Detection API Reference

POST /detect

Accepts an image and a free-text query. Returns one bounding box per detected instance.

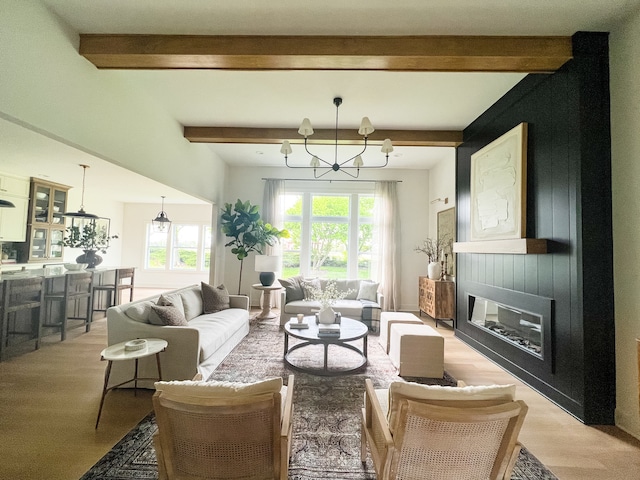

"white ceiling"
[3,0,639,202]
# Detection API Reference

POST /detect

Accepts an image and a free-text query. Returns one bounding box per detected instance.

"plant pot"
[428,261,442,280]
[76,250,103,269]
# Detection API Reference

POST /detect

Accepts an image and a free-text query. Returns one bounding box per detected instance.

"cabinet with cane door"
[18,179,70,263]
[418,276,455,327]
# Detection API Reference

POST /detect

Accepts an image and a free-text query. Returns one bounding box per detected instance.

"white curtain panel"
[262,179,286,308]
[373,181,400,311]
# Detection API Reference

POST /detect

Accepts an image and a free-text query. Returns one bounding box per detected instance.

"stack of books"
[289,319,308,329]
[318,323,341,337]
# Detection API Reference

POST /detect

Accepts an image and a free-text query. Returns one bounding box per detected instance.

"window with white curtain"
[145,223,211,271]
[280,182,375,280]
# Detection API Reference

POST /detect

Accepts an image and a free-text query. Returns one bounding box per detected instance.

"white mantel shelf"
[453,238,548,254]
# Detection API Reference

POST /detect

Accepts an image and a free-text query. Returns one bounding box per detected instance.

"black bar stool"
[93,268,135,312]
[43,271,94,341]
[0,276,44,361]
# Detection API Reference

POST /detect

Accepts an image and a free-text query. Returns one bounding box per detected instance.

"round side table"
[95,338,168,428]
[252,283,283,320]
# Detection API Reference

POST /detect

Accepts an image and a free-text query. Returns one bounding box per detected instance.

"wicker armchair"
[361,379,528,480]
[153,374,295,480]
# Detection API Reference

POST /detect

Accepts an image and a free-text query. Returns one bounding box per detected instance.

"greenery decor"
[306,280,354,310]
[60,223,118,254]
[414,236,450,263]
[221,199,289,294]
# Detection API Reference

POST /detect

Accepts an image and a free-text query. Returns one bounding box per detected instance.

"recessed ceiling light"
[255,151,264,155]
[394,153,403,158]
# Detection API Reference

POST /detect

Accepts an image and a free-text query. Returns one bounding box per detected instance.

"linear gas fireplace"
[469,297,542,357]
[462,282,554,374]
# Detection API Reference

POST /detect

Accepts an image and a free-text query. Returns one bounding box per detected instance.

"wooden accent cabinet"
[18,179,70,263]
[418,276,455,327]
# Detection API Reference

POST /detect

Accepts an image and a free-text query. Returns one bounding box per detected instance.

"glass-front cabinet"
[18,179,70,263]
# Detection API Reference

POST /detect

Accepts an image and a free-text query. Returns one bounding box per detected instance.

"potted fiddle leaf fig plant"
[221,199,289,294]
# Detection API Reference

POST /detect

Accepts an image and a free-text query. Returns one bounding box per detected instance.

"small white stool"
[379,312,424,353]
[389,323,444,378]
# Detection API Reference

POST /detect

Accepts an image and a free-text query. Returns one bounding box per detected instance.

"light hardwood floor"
[0,289,639,479]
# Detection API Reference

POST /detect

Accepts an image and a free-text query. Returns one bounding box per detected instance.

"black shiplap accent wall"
[455,32,614,424]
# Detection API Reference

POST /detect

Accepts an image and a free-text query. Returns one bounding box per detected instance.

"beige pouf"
[379,312,424,353]
[389,323,444,378]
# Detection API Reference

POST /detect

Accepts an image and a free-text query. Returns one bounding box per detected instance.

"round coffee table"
[283,317,368,376]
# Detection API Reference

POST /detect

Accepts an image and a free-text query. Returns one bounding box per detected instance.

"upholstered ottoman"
[379,312,424,353]
[389,323,444,378]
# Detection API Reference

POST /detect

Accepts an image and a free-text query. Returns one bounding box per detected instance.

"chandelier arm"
[337,137,369,168]
[303,138,333,168]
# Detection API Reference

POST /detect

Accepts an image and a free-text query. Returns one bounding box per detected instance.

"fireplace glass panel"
[469,296,542,357]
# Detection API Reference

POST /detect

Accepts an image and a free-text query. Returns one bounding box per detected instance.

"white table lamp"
[255,255,280,286]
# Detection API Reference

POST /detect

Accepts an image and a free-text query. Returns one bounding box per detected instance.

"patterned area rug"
[81,320,557,480]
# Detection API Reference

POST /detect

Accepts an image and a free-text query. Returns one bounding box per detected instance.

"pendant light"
[152,196,172,232]
[63,164,98,219]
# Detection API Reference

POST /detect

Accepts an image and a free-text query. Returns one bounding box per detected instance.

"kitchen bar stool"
[43,271,93,341]
[0,276,44,361]
[93,267,135,312]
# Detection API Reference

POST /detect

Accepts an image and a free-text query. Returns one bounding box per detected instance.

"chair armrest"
[377,292,385,311]
[281,374,295,437]
[280,290,287,308]
[280,374,295,480]
[362,378,393,475]
[229,294,249,311]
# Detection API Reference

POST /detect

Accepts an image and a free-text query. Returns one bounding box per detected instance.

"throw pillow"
[202,282,230,313]
[158,293,186,317]
[278,275,305,302]
[149,303,188,326]
[301,278,321,300]
[357,281,380,302]
[124,300,155,323]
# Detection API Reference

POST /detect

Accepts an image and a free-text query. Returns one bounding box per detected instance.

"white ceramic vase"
[428,261,442,280]
[318,306,336,324]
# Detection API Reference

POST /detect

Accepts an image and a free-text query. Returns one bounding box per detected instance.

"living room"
[2,1,640,478]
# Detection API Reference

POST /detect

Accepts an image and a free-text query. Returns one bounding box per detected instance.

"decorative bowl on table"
[124,339,147,352]
[64,263,88,271]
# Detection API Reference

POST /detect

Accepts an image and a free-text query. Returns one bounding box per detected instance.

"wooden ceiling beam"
[183,127,463,148]
[80,35,572,73]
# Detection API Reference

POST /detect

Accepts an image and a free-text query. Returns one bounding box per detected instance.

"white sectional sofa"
[278,277,383,331]
[106,284,250,389]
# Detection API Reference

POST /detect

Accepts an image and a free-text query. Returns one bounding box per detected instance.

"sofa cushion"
[202,282,230,313]
[279,275,305,302]
[357,281,380,302]
[149,303,188,326]
[160,293,186,316]
[180,286,204,321]
[189,308,249,361]
[124,300,155,323]
[301,278,321,299]
[283,299,365,319]
[319,279,359,300]
[155,376,282,399]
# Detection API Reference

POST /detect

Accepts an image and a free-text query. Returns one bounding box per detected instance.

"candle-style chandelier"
[280,97,393,178]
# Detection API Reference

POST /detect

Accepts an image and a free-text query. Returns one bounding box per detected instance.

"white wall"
[0,0,226,207]
[610,8,640,439]
[121,203,214,288]
[223,165,439,311]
